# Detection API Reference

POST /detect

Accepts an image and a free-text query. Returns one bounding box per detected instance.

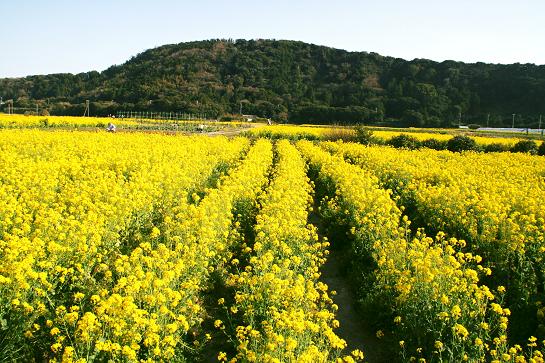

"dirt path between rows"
[309,212,393,362]
[205,123,265,137]
[320,248,391,362]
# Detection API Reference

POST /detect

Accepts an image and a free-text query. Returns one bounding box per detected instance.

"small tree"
[447,135,479,152]
[484,143,510,153]
[388,134,421,150]
[354,125,374,145]
[421,138,448,150]
[511,140,538,154]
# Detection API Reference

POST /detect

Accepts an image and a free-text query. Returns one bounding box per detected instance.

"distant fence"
[116,111,214,121]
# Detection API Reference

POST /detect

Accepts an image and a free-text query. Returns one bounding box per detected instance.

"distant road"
[478,127,544,134]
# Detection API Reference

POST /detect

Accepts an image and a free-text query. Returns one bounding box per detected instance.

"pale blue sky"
[1,0,544,77]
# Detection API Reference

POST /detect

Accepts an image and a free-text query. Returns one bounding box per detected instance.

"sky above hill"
[1,0,544,77]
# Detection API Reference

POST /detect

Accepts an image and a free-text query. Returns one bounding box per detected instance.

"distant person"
[107,122,116,132]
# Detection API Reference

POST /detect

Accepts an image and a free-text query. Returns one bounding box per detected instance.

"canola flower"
[246,124,536,148]
[78,138,272,362]
[0,113,254,131]
[324,141,545,340]
[246,125,354,141]
[224,140,349,362]
[0,130,249,361]
[2,127,544,362]
[370,130,532,147]
[0,113,140,128]
[297,140,521,362]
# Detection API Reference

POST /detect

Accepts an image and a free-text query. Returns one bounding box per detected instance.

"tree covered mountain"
[1,39,545,127]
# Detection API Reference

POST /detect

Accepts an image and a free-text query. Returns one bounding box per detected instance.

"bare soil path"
[309,212,394,362]
[205,123,265,137]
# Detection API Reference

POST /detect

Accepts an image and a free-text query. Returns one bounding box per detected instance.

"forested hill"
[1,39,545,127]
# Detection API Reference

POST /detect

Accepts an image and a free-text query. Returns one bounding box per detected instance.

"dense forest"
[1,39,545,127]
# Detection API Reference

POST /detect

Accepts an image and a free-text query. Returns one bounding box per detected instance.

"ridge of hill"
[1,39,544,127]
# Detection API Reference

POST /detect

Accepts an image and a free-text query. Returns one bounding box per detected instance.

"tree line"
[1,39,544,128]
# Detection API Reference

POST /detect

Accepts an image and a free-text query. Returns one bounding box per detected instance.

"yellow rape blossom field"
[0,113,253,133]
[246,124,542,149]
[1,127,544,363]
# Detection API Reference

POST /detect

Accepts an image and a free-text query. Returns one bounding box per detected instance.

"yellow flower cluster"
[326,141,545,338]
[0,113,253,131]
[87,138,272,361]
[224,140,349,362]
[0,113,140,128]
[246,125,354,141]
[246,124,538,148]
[0,130,249,361]
[371,130,529,147]
[297,140,520,361]
[2,127,543,362]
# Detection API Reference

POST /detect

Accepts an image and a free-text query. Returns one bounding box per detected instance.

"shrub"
[219,115,239,121]
[468,124,481,130]
[484,143,510,153]
[353,125,374,145]
[421,138,448,150]
[538,141,545,156]
[447,135,479,152]
[511,140,539,154]
[322,128,356,142]
[388,134,421,150]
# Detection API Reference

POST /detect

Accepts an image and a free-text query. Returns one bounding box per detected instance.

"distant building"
[242,114,257,122]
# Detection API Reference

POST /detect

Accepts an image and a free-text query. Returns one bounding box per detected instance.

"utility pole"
[83,100,90,117]
[239,102,243,115]
[487,113,490,127]
[539,115,542,131]
[458,111,461,127]
[512,113,516,129]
